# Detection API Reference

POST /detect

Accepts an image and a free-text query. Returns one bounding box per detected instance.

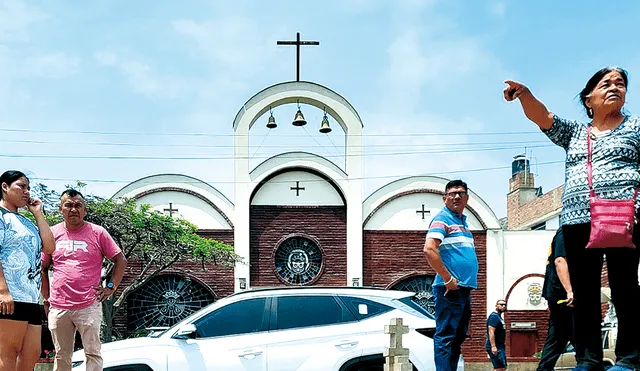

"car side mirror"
[173,324,197,339]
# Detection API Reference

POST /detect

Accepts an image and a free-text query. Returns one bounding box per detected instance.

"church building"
[110,80,569,368]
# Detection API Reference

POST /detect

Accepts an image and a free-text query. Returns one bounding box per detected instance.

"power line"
[0,144,554,161]
[0,127,541,137]
[29,160,564,185]
[0,138,551,148]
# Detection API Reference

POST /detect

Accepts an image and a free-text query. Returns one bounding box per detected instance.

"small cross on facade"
[277,32,320,81]
[416,204,430,220]
[384,318,411,371]
[164,203,179,217]
[290,181,305,196]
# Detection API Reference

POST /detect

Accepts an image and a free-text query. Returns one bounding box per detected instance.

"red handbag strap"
[587,125,640,200]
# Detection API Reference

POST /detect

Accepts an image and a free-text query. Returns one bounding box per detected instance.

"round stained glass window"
[127,275,215,332]
[274,236,323,285]
[391,275,436,315]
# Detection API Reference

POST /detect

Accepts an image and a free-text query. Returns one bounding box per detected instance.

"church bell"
[319,114,332,133]
[292,109,307,126]
[266,113,277,129]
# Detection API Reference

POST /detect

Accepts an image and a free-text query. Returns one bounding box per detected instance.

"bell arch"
[234,81,365,292]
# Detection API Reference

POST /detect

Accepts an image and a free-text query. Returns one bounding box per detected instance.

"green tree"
[33,183,238,342]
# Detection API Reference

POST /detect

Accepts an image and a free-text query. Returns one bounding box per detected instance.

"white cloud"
[0,0,48,42]
[368,2,513,214]
[490,2,506,17]
[171,16,280,77]
[383,27,498,109]
[22,53,80,78]
[94,50,186,99]
[94,51,118,66]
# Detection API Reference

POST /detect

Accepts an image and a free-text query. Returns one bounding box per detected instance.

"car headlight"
[72,360,84,368]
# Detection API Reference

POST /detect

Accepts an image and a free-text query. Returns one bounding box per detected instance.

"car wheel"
[104,365,154,371]
[340,355,418,371]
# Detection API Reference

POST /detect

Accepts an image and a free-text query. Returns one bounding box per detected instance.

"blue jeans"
[487,345,507,369]
[433,285,472,371]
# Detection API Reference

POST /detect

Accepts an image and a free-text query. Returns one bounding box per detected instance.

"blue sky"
[2,0,639,218]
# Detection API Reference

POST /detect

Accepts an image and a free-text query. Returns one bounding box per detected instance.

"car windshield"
[395,296,434,319]
[149,296,237,338]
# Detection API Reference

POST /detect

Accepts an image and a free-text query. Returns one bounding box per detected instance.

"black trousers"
[562,223,640,370]
[536,302,575,371]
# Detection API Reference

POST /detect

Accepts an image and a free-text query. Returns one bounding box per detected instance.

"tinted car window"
[275,295,356,330]
[339,296,392,320]
[397,297,434,319]
[195,298,267,338]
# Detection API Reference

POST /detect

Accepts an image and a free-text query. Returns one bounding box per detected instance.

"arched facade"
[105,80,559,367]
[233,82,364,291]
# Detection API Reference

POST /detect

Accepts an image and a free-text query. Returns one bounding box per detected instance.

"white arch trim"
[363,176,501,230]
[111,174,235,227]
[232,81,363,134]
[249,152,348,199]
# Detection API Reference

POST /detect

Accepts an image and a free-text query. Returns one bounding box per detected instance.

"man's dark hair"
[60,189,85,200]
[445,180,468,193]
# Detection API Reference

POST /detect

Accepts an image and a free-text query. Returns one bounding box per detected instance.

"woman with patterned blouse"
[0,170,55,371]
[504,67,640,371]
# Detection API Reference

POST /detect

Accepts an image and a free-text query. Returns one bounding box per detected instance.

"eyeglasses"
[445,191,468,198]
[498,303,507,307]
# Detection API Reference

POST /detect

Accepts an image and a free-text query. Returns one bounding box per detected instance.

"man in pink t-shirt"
[41,190,127,371]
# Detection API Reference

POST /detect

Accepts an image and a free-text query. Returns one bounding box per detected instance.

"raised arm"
[27,198,55,254]
[504,80,555,130]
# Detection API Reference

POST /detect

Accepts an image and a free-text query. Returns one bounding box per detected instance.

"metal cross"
[277,32,319,81]
[416,204,430,220]
[290,181,306,196]
[164,203,179,217]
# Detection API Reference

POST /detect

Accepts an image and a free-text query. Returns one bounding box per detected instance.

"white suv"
[71,287,463,371]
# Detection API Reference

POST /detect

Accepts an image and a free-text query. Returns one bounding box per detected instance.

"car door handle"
[238,350,263,360]
[335,340,359,349]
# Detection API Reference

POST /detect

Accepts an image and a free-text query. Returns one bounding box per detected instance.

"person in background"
[486,299,508,371]
[537,228,579,370]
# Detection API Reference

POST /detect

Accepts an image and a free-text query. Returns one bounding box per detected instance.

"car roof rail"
[226,285,397,298]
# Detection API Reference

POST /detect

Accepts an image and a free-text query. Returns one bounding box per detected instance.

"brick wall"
[112,229,234,338]
[363,230,489,362]
[504,310,549,362]
[249,205,347,286]
[507,185,563,230]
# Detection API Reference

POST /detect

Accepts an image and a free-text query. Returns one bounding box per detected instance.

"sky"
[2,0,640,219]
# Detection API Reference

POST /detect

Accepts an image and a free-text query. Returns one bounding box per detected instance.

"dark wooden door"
[510,330,538,357]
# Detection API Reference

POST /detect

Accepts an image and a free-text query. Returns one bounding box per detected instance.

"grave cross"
[277,32,320,81]
[384,318,411,371]
[164,203,179,217]
[290,181,305,196]
[416,204,430,220]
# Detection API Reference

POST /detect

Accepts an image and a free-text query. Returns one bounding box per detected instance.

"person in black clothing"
[486,299,507,370]
[537,228,578,371]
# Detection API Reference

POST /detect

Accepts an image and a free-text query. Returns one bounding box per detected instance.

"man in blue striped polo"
[424,179,478,371]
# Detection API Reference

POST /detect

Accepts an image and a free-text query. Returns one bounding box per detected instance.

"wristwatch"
[106,282,116,290]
